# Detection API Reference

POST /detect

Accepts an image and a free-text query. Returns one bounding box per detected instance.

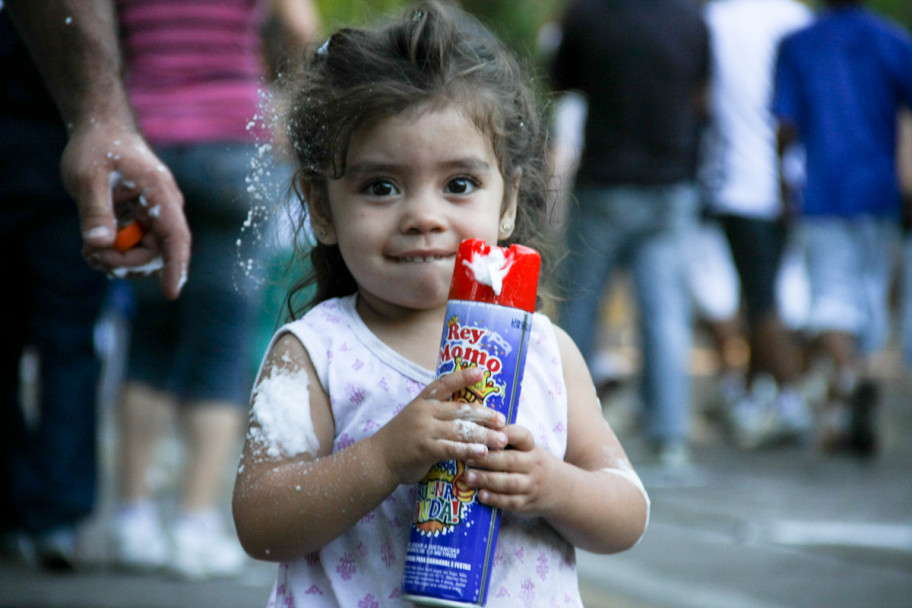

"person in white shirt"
[701,0,813,448]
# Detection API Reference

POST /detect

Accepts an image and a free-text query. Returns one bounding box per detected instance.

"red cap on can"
[448,239,541,313]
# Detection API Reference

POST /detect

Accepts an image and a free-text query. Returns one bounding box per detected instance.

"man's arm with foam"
[6,0,190,298]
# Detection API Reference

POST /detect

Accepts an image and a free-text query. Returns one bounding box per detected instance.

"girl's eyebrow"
[444,158,495,173]
[345,157,495,178]
[344,161,403,177]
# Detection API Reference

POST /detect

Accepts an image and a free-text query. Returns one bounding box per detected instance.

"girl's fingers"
[466,469,523,494]
[467,444,516,472]
[425,367,507,430]
[503,424,533,449]
[465,425,536,472]
[425,365,483,400]
[462,469,529,512]
[448,418,508,450]
[436,439,491,461]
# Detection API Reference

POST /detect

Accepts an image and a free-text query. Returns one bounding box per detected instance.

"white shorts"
[686,220,741,322]
[798,216,900,353]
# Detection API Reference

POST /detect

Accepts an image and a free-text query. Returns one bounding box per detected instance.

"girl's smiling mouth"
[399,255,451,263]
[392,251,456,263]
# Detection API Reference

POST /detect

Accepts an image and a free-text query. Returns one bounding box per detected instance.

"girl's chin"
[401,285,451,309]
[400,269,453,297]
[361,282,450,312]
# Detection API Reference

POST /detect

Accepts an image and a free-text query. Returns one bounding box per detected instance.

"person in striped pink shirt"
[110,0,319,580]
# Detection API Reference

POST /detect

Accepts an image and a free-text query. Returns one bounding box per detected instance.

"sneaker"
[637,441,709,489]
[732,395,783,449]
[169,511,245,581]
[34,527,78,573]
[819,401,851,453]
[112,501,169,572]
[732,376,808,449]
[775,388,813,442]
[819,381,879,459]
[590,351,630,399]
[704,371,746,424]
[0,532,35,567]
[731,375,778,448]
[799,357,834,411]
[847,381,879,457]
[657,441,691,469]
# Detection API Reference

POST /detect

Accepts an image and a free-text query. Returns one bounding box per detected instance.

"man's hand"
[63,122,190,299]
[7,0,192,299]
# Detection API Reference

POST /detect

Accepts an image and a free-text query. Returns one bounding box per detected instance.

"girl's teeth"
[402,256,442,263]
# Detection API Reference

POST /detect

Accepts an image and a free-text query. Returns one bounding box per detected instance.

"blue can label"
[402,300,533,607]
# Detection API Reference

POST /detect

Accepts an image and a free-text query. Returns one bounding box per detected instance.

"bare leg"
[117,382,175,503]
[750,311,804,386]
[113,382,175,569]
[177,402,245,513]
[818,330,858,389]
[171,402,246,579]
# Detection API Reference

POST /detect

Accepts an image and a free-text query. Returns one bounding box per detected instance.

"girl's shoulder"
[279,294,435,385]
[530,311,560,351]
[282,295,358,333]
[531,310,555,332]
[526,311,566,381]
[532,313,592,387]
[264,296,358,376]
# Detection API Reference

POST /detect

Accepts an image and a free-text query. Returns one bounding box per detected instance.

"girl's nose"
[400,189,446,234]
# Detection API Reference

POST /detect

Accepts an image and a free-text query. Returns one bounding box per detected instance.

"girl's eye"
[445,176,479,195]
[363,180,399,197]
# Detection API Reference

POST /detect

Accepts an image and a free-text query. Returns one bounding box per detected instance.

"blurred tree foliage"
[456,0,563,57]
[311,0,563,63]
[867,0,912,30]
[311,0,911,45]
[311,0,404,29]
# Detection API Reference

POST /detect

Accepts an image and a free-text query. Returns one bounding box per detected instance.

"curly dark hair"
[282,0,555,318]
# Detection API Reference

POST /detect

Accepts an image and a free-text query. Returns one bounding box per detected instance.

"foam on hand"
[109,257,164,278]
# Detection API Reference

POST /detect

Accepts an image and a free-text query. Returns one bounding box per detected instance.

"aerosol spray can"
[401,238,541,607]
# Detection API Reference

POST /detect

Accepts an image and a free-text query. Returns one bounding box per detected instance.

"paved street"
[578,428,912,608]
[2,345,911,608]
[576,348,912,608]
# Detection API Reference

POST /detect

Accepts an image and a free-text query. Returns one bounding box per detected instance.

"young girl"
[232,3,650,606]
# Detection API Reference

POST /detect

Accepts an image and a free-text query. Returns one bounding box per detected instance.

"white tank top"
[263,295,582,608]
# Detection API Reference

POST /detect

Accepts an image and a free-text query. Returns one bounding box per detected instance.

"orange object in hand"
[113,221,145,252]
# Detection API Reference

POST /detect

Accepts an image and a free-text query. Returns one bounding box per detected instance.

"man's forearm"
[6,0,135,129]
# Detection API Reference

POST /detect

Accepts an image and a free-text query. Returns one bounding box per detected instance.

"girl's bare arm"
[464,326,649,554]
[232,333,508,562]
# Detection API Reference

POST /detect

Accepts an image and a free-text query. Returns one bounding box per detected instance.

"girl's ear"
[300,179,337,245]
[498,169,521,240]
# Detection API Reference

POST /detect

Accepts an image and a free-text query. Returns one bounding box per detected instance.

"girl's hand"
[375,366,509,485]
[463,424,559,517]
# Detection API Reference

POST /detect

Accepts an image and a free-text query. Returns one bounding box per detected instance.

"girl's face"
[311,104,517,317]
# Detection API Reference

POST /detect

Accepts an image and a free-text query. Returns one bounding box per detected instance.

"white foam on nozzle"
[462,247,513,295]
[109,256,164,278]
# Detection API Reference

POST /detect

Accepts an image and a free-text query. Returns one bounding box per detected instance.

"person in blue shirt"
[772,0,912,457]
